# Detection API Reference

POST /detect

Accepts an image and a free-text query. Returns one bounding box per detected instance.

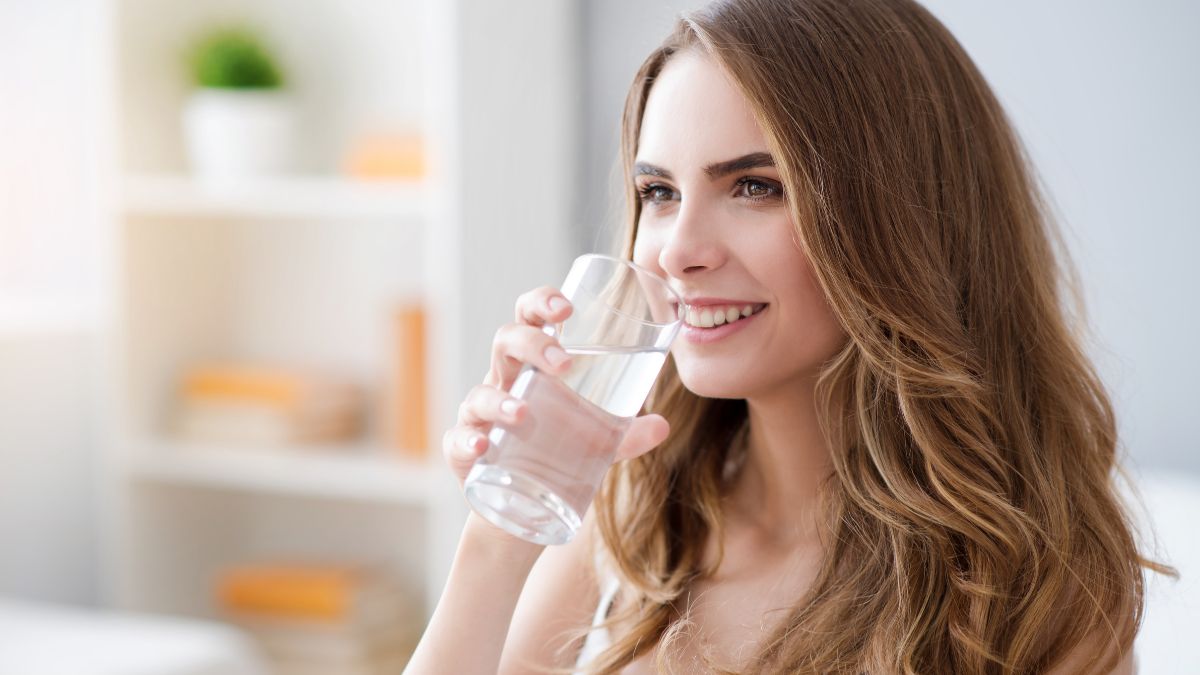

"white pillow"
[0,598,268,675]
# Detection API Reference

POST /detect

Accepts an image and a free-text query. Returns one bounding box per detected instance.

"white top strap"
[573,571,620,672]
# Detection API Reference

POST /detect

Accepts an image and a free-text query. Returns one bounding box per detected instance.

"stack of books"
[216,562,420,675]
[173,363,364,446]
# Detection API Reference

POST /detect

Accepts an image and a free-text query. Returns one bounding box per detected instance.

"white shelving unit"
[97,0,577,633]
[129,441,437,505]
[122,174,428,221]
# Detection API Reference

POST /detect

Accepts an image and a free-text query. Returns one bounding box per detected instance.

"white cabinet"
[97,0,577,624]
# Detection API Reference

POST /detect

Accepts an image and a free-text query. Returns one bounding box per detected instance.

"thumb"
[614,414,670,462]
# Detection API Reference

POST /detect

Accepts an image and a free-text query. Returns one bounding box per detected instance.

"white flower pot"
[183,88,297,183]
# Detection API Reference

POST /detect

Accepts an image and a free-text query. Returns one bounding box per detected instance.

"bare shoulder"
[498,510,604,674]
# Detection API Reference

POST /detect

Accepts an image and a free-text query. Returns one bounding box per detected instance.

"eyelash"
[636,177,783,205]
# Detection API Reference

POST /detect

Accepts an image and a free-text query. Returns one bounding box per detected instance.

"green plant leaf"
[188,27,284,89]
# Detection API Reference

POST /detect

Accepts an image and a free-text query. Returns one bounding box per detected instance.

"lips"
[677,303,769,345]
[685,303,765,327]
[673,295,766,311]
[678,296,766,308]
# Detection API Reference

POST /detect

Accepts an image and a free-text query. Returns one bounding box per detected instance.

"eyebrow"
[633,152,775,181]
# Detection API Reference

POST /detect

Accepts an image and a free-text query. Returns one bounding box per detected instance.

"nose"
[657,198,727,278]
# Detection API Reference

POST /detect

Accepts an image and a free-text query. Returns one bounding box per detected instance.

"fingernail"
[469,433,487,453]
[548,297,569,313]
[500,398,521,416]
[545,345,570,368]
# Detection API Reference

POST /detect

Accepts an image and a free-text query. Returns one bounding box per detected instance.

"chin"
[674,362,760,400]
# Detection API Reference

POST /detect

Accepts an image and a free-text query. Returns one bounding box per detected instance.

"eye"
[734,177,783,202]
[637,183,678,205]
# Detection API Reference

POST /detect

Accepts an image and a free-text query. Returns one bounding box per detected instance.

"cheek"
[786,252,847,360]
[757,234,847,360]
[632,234,662,275]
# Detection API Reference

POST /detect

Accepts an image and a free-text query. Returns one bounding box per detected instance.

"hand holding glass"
[464,254,683,545]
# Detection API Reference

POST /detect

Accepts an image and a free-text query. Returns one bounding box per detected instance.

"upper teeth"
[684,304,761,328]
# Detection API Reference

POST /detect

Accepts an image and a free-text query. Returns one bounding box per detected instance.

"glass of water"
[463,253,683,545]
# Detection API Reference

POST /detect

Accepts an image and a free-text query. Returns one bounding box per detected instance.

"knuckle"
[442,435,456,462]
[468,385,493,410]
[444,427,467,454]
[498,325,531,352]
[493,322,521,346]
[541,333,564,353]
[514,289,542,317]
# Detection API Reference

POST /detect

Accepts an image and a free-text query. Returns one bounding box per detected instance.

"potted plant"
[182,27,296,182]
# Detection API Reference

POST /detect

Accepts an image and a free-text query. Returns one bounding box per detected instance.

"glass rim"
[574,253,683,329]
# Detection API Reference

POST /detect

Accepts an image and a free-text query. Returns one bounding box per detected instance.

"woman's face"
[632,50,847,399]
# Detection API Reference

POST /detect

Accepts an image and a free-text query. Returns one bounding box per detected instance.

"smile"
[678,303,768,345]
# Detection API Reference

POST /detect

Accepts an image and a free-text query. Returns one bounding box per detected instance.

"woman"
[406,0,1166,672]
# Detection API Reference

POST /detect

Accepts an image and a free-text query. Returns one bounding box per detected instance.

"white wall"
[0,0,107,604]
[0,334,100,604]
[580,0,1200,473]
[918,0,1200,472]
[577,0,707,255]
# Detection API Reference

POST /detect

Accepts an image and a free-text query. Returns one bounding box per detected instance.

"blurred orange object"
[184,365,312,408]
[220,559,412,624]
[343,133,424,179]
[390,300,428,455]
[175,364,363,445]
[219,564,360,622]
[217,562,419,674]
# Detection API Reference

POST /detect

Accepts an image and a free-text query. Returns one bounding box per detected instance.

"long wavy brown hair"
[569,0,1171,673]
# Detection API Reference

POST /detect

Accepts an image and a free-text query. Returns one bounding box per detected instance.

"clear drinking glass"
[463,253,683,545]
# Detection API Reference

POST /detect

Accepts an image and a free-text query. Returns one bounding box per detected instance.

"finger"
[484,323,574,390]
[456,384,528,428]
[442,426,491,483]
[613,414,671,462]
[515,286,573,327]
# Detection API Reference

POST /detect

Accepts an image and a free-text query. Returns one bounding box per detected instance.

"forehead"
[637,50,769,168]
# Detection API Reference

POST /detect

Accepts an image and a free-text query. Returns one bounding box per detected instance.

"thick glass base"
[464,463,582,546]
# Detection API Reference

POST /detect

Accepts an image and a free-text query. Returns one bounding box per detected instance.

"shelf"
[128,440,440,505]
[121,174,427,220]
[102,0,577,619]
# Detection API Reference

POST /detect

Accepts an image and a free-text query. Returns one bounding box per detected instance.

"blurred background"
[0,1,1196,673]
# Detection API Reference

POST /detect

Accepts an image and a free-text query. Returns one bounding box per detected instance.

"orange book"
[184,365,307,409]
[181,365,360,410]
[217,563,414,631]
[343,133,424,179]
[219,564,362,622]
[391,301,428,456]
[176,364,364,445]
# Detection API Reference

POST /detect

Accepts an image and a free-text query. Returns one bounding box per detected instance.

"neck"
[728,374,833,544]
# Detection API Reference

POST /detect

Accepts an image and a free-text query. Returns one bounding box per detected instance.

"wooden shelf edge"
[127,439,440,505]
[121,173,428,220]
